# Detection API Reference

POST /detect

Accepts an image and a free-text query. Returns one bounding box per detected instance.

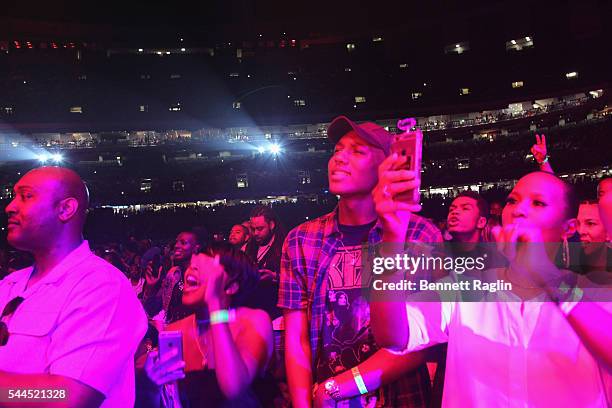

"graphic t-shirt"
[316,221,379,407]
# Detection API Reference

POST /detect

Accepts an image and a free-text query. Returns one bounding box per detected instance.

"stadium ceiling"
[1,0,579,40]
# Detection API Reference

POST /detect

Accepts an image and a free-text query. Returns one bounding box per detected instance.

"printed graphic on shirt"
[317,244,378,406]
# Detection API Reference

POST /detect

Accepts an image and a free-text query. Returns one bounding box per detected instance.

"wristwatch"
[324,378,341,401]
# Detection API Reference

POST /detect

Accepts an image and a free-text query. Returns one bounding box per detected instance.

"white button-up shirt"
[401,276,611,407]
[0,241,148,407]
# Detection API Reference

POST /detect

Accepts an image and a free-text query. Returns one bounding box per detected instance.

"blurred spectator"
[598,177,612,200]
[244,205,285,323]
[576,201,611,275]
[165,228,209,324]
[228,224,250,252]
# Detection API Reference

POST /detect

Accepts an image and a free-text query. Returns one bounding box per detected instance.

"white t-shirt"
[400,274,611,407]
[0,241,148,407]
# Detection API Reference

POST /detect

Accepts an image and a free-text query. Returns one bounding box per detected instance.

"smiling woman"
[372,171,612,407]
[141,242,274,407]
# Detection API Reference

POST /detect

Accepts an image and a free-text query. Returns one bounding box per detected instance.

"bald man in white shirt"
[0,166,147,407]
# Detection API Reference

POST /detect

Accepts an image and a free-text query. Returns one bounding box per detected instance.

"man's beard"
[257,234,273,246]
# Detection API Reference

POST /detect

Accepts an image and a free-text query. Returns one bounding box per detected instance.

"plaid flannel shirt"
[278,207,443,407]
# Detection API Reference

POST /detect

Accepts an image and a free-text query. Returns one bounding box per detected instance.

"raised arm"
[531,134,554,173]
[370,152,421,350]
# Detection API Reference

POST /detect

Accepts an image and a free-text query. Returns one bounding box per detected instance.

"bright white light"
[511,40,517,45]
[456,44,460,48]
[566,71,578,78]
[525,36,531,41]
[257,146,265,153]
[270,144,281,154]
[37,154,48,163]
[138,48,143,52]
[181,48,186,52]
[51,153,63,162]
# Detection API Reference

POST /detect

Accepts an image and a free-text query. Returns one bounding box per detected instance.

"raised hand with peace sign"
[530,134,554,173]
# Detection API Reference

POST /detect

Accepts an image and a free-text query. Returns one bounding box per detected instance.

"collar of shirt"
[4,240,92,295]
[257,235,275,262]
[322,206,384,240]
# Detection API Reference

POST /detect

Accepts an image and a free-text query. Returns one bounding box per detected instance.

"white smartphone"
[158,330,184,367]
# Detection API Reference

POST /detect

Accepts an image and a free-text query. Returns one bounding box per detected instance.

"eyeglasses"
[0,297,25,346]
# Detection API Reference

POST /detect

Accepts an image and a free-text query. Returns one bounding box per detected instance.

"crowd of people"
[0,114,611,407]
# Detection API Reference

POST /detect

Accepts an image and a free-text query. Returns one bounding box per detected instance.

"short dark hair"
[202,242,259,307]
[454,191,489,218]
[232,224,250,236]
[249,205,277,224]
[181,227,210,251]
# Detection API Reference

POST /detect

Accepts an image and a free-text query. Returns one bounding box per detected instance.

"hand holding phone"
[144,330,185,386]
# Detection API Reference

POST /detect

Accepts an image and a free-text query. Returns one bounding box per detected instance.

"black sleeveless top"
[179,370,261,408]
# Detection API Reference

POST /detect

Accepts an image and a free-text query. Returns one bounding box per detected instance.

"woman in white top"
[371,167,612,407]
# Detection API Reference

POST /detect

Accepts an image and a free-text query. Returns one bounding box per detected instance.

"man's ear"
[476,216,487,230]
[269,220,275,232]
[561,218,577,239]
[58,197,79,222]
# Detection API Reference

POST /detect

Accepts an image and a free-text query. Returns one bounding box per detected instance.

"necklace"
[193,318,209,368]
[337,235,359,266]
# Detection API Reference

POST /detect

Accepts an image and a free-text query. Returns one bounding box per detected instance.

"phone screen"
[159,330,184,367]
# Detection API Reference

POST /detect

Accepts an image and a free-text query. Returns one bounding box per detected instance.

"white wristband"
[558,287,584,316]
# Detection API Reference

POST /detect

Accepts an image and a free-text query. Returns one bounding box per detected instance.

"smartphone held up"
[390,117,423,205]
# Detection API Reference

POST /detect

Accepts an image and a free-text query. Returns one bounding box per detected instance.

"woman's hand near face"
[190,254,229,311]
[492,224,564,287]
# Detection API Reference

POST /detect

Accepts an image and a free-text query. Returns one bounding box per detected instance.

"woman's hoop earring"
[562,237,570,269]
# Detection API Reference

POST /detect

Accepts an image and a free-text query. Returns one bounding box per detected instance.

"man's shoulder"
[62,256,145,323]
[67,254,134,295]
[237,306,272,327]
[0,267,32,286]
[406,214,443,243]
[288,211,334,237]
